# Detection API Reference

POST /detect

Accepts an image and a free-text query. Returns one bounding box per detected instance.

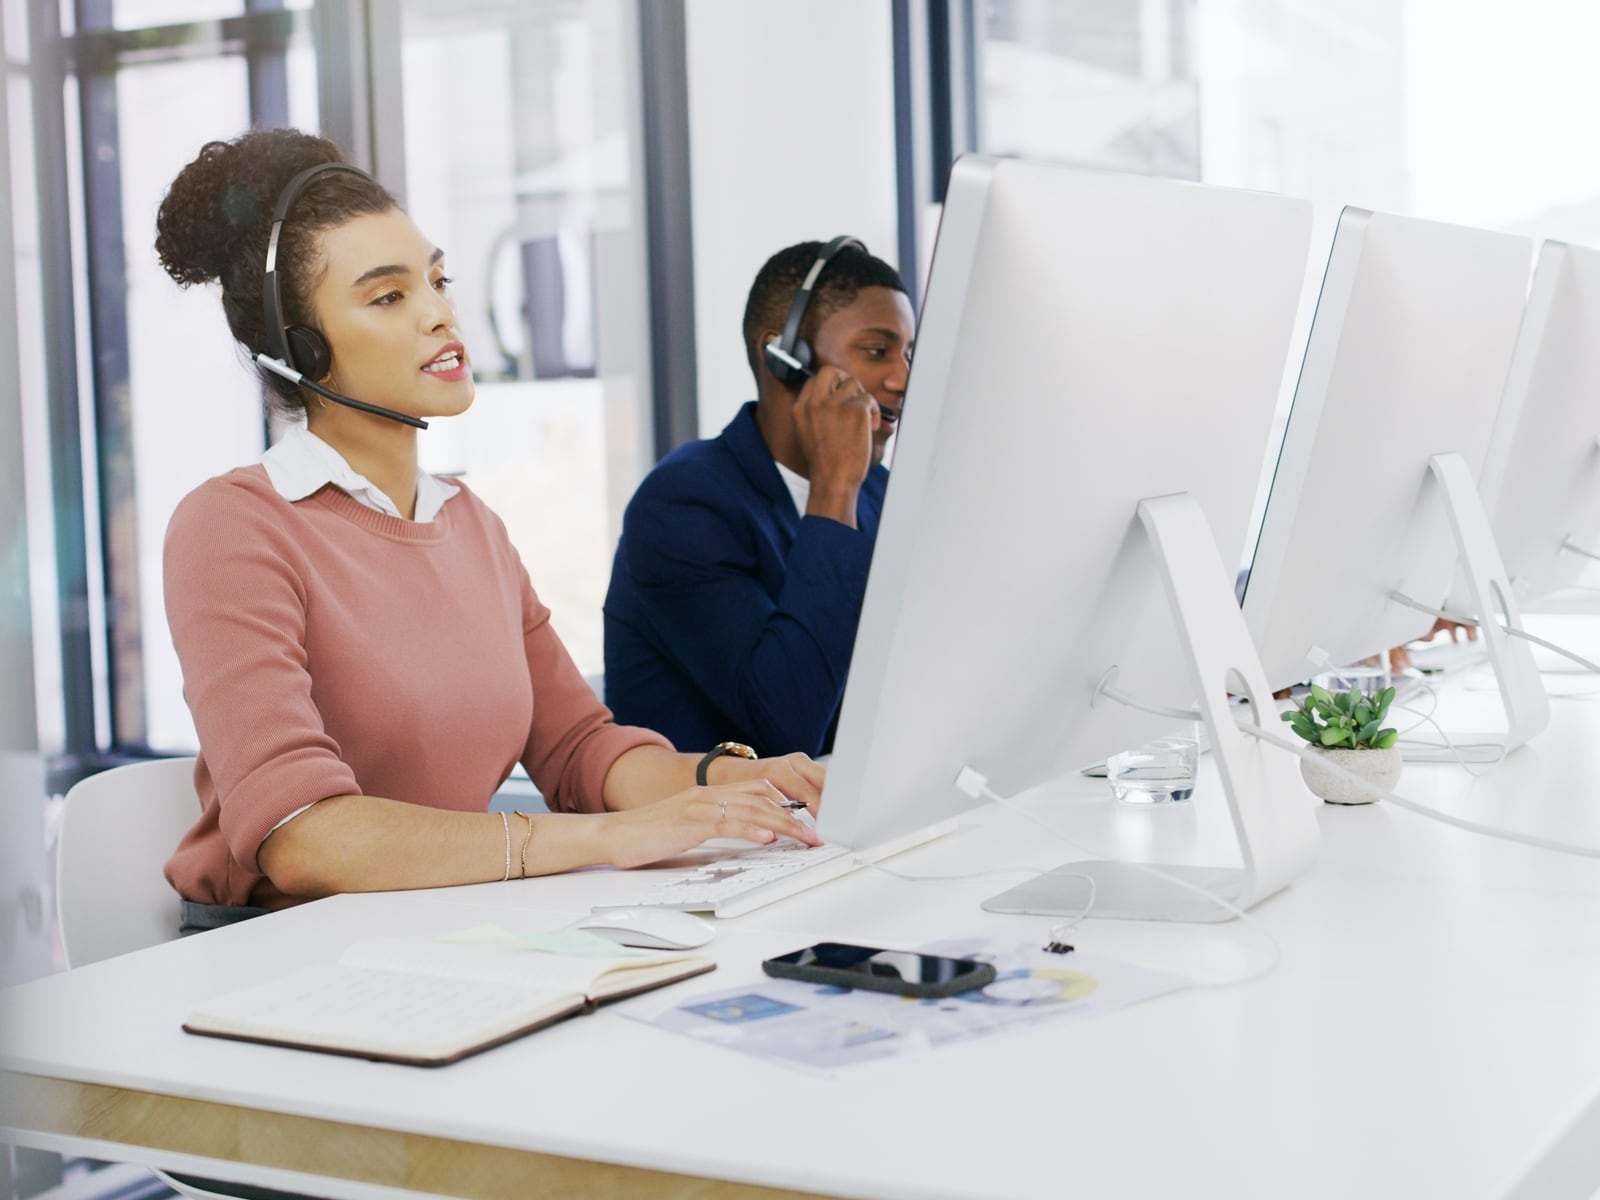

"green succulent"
[1280,683,1399,750]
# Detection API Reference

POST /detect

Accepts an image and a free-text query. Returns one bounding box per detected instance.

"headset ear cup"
[764,337,813,387]
[764,340,794,385]
[285,325,332,383]
[788,338,814,382]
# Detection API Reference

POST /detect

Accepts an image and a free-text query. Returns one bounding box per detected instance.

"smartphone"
[762,942,996,998]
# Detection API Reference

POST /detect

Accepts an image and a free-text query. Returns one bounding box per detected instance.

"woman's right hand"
[602,779,822,870]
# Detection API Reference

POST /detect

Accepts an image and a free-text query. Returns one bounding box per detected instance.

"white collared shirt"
[774,460,810,517]
[261,425,459,522]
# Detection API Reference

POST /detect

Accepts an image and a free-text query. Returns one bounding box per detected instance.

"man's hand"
[704,751,826,813]
[793,365,881,528]
[1423,617,1478,644]
[1388,616,1478,674]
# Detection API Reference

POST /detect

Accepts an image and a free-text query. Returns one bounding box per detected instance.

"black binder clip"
[1042,925,1075,954]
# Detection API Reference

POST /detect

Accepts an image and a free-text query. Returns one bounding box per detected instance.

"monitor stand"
[1399,453,1549,762]
[983,492,1320,924]
[985,862,1252,923]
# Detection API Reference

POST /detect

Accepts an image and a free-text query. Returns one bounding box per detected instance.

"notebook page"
[338,929,690,996]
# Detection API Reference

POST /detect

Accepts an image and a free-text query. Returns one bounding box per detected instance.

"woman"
[155,128,820,931]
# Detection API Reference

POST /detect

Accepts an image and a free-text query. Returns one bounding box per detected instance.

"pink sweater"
[163,467,670,909]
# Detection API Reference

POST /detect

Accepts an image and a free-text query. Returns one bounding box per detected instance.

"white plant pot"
[1299,745,1402,805]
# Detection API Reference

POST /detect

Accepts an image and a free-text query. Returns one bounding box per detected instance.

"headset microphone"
[255,354,428,429]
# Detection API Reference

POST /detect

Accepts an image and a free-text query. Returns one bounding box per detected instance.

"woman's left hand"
[706,752,826,812]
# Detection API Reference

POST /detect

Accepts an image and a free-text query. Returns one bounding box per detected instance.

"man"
[603,238,914,757]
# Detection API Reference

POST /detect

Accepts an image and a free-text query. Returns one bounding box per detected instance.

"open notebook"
[183,925,714,1066]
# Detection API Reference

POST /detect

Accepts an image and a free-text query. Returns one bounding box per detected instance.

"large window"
[18,3,321,767]
[982,0,1600,246]
[399,0,652,679]
[981,0,1200,179]
[7,2,62,760]
[977,0,1600,598]
[125,53,317,751]
[20,0,658,776]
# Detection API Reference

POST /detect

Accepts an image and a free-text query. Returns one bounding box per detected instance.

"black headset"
[256,161,428,429]
[762,235,867,386]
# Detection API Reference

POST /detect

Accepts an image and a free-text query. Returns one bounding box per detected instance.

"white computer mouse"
[577,907,716,951]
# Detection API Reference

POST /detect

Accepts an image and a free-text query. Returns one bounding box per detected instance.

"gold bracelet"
[499,811,511,882]
[516,811,535,879]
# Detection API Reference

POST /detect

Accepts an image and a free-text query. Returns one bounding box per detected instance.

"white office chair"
[57,758,312,1199]
[56,756,199,969]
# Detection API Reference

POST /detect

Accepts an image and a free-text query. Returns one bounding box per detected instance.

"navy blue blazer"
[603,401,887,756]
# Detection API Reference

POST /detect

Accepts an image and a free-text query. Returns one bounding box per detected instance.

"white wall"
[684,0,901,436]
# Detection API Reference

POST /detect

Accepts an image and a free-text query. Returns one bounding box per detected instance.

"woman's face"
[306,208,474,422]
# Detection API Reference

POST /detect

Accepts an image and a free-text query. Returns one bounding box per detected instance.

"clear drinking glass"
[1106,737,1199,805]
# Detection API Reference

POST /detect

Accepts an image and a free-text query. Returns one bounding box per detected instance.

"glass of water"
[1106,736,1199,805]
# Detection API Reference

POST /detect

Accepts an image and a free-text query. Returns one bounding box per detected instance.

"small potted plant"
[1281,683,1401,805]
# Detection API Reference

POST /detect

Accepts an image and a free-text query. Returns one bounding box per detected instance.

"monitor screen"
[1479,240,1600,603]
[1240,208,1533,693]
[819,156,1314,852]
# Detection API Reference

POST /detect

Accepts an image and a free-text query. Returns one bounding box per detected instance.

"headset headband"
[261,161,371,373]
[772,235,867,365]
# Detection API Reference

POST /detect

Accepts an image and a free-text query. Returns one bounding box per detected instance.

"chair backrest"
[57,757,199,968]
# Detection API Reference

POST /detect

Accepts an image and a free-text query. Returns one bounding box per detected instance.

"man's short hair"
[741,240,909,380]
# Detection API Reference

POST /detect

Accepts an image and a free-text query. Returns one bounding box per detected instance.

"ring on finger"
[720,798,728,818]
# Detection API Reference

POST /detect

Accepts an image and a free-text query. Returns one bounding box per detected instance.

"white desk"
[5,625,1600,1200]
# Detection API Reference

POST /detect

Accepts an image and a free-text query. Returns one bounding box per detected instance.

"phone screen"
[769,943,984,987]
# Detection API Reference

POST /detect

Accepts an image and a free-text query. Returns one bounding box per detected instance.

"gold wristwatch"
[696,741,757,786]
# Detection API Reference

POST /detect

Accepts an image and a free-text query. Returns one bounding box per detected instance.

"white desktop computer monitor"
[817,156,1319,920]
[1477,240,1600,603]
[1239,208,1542,754]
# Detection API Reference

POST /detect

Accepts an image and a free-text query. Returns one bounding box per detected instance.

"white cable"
[952,768,1282,989]
[1093,679,1203,723]
[1043,872,1098,949]
[1390,675,1441,736]
[1235,720,1600,860]
[1501,625,1600,674]
[1303,654,1503,774]
[1389,589,1600,674]
[1388,589,1483,628]
[1562,537,1600,563]
[846,846,1102,948]
[837,823,1096,934]
[1389,675,1509,778]
[1393,695,1445,737]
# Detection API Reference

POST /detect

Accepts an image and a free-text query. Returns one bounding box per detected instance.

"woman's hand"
[705,751,826,812]
[603,779,823,869]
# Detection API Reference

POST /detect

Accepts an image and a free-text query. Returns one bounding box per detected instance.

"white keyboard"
[599,841,858,919]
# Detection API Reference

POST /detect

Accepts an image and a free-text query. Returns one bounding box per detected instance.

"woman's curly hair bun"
[153,128,395,416]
